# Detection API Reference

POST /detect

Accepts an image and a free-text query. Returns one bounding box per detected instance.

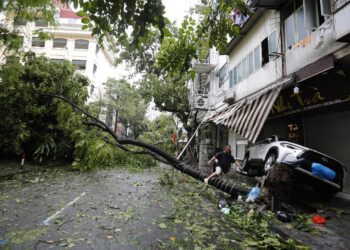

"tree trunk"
[50,94,249,197]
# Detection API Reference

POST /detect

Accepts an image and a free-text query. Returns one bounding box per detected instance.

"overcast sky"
[146,0,197,120]
[162,0,195,25]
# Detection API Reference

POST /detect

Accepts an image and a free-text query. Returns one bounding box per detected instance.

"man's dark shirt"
[214,151,235,173]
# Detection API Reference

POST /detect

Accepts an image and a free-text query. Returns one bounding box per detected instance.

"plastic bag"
[311,163,336,181]
[246,187,260,203]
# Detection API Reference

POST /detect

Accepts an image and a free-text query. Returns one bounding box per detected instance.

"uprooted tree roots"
[260,164,295,210]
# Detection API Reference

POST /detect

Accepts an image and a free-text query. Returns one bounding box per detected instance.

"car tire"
[264,152,277,174]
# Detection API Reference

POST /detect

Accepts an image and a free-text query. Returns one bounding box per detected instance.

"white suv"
[241,135,347,199]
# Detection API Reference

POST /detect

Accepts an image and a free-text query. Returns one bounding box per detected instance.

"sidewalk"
[271,197,350,249]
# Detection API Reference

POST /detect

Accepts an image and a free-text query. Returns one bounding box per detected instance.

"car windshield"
[275,136,292,142]
[255,135,291,145]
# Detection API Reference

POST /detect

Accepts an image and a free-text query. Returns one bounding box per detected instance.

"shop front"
[262,69,350,193]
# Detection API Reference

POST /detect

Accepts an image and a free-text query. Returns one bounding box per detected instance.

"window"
[95,45,100,55]
[93,64,97,74]
[242,57,248,80]
[283,0,309,49]
[229,66,238,88]
[268,31,277,55]
[35,18,48,27]
[72,60,86,70]
[261,37,269,65]
[248,52,254,75]
[231,42,266,85]
[75,39,89,49]
[296,6,307,41]
[90,84,95,95]
[16,36,24,47]
[52,58,64,63]
[253,46,261,71]
[284,14,295,49]
[237,62,242,83]
[32,37,45,47]
[53,38,67,48]
[218,64,227,88]
[14,17,26,26]
[6,56,20,63]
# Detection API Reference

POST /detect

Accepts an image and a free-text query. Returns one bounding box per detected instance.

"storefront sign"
[270,73,350,117]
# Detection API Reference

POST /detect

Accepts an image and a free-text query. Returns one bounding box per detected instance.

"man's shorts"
[215,166,222,175]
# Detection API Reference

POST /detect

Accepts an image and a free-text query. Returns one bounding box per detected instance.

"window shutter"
[320,0,331,16]
[303,0,317,30]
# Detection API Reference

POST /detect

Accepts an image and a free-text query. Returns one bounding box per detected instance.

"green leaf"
[76,10,86,17]
[162,28,172,38]
[81,17,90,24]
[158,223,167,229]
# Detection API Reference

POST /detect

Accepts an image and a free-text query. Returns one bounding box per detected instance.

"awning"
[205,78,293,143]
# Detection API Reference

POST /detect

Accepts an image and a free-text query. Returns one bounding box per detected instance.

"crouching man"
[204,145,241,184]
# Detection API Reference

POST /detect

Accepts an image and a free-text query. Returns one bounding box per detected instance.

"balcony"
[250,0,289,9]
[192,51,218,73]
[284,16,344,75]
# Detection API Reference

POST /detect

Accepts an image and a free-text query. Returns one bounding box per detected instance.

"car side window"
[263,138,273,144]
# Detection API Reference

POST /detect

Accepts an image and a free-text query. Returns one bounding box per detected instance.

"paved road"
[1,163,350,249]
[0,165,175,249]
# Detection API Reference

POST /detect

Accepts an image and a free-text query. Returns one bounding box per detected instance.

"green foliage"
[0,0,57,53]
[158,170,175,187]
[0,53,88,160]
[71,130,116,171]
[198,0,249,54]
[68,0,168,45]
[139,114,177,154]
[290,214,319,234]
[157,171,307,249]
[102,79,148,138]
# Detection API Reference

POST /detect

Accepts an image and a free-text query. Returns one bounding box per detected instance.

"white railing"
[194,51,218,66]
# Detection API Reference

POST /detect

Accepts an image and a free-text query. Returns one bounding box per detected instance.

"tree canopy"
[0,53,88,160]
[102,78,148,139]
[0,0,250,166]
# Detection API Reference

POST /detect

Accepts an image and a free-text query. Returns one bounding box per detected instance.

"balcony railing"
[192,51,218,73]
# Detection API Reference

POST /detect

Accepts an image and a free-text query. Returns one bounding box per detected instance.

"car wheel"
[264,152,276,173]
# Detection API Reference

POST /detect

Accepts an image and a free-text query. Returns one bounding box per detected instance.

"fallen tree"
[47,93,248,196]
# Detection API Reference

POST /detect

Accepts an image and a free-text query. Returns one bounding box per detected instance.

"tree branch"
[84,122,173,165]
[44,93,248,197]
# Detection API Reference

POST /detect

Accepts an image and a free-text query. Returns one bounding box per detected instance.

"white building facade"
[190,0,350,195]
[2,3,117,103]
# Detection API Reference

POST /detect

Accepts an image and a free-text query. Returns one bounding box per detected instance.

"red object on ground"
[171,133,177,144]
[312,215,326,224]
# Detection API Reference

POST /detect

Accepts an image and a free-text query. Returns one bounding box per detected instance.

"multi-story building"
[190,0,350,196]
[1,3,118,126]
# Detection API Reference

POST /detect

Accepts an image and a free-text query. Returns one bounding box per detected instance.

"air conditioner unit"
[194,96,209,110]
[224,89,236,103]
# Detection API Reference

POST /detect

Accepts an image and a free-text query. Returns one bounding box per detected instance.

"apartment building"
[190,0,350,194]
[1,3,119,128]
[2,3,117,99]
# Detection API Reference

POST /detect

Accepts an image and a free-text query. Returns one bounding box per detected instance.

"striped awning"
[206,86,283,143]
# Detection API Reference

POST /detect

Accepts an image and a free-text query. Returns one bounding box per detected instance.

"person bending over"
[204,145,241,184]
